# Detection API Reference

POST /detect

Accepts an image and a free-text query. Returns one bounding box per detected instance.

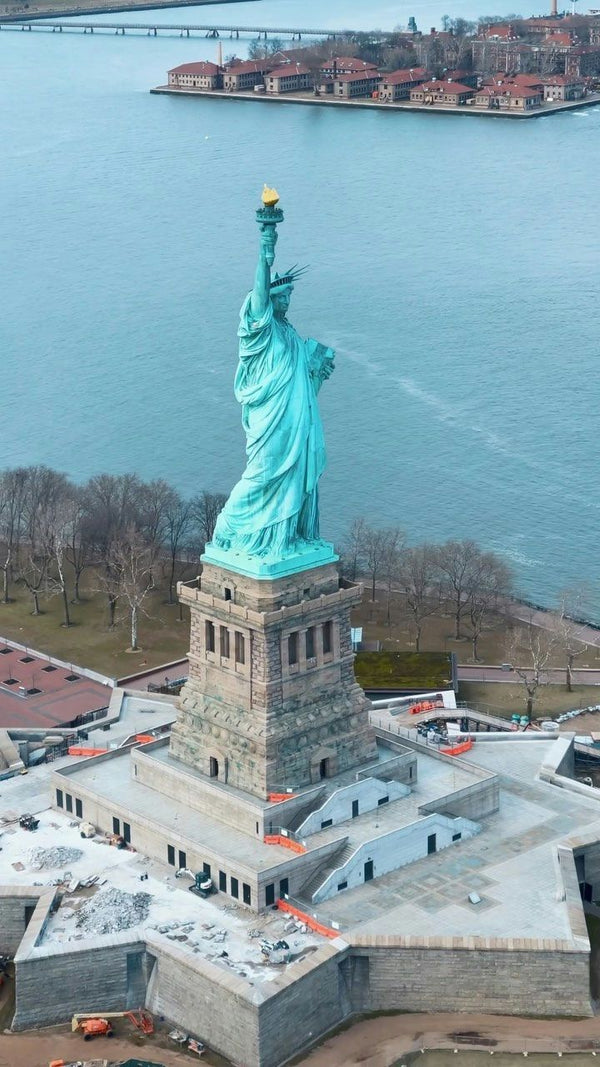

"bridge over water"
[0,19,357,37]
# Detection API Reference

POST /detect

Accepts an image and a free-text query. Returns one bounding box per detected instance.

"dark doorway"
[581,881,593,902]
[279,877,289,898]
[209,756,219,778]
[352,800,359,818]
[364,859,374,882]
[319,757,330,779]
[265,883,275,906]
[178,850,187,869]
[123,821,131,844]
[24,905,36,929]
[112,816,120,835]
[427,833,437,855]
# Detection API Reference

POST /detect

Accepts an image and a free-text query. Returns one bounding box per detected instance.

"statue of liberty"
[209,188,336,574]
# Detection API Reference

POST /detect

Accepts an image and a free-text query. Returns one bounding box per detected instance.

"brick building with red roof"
[410,78,474,105]
[223,59,273,91]
[265,62,313,94]
[378,67,428,101]
[168,61,223,90]
[332,68,382,98]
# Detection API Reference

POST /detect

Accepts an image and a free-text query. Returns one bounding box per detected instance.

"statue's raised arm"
[208,188,337,575]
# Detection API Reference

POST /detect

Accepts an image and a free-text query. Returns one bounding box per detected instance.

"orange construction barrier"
[409,703,422,715]
[268,792,297,803]
[440,740,473,756]
[276,898,339,939]
[67,746,108,757]
[134,734,154,744]
[264,834,306,854]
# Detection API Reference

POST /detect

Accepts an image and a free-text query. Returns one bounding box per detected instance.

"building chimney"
[551,0,558,15]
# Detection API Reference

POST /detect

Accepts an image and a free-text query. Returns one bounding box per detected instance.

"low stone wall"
[418,776,499,820]
[349,938,592,1016]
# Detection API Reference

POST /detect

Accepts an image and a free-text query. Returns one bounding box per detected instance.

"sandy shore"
[295,1013,600,1066]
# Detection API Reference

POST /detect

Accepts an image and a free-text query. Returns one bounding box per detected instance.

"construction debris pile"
[29,846,83,870]
[75,887,152,935]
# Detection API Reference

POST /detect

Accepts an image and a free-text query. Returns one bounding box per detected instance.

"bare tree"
[164,492,194,605]
[555,587,591,692]
[397,544,440,652]
[380,526,405,625]
[467,553,513,661]
[64,487,95,603]
[341,517,368,582]
[435,539,481,639]
[86,474,144,627]
[191,491,227,552]
[507,617,559,718]
[0,468,28,603]
[17,467,72,616]
[109,526,155,652]
[364,525,389,607]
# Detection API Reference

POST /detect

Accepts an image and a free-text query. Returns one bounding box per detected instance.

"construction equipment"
[74,1017,114,1041]
[260,938,290,963]
[79,821,96,838]
[188,871,216,898]
[72,1010,154,1037]
[18,813,39,831]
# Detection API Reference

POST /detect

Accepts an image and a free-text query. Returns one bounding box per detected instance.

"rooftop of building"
[315,729,598,945]
[168,61,221,75]
[379,67,428,84]
[417,80,474,93]
[267,63,312,77]
[0,639,112,730]
[334,69,382,83]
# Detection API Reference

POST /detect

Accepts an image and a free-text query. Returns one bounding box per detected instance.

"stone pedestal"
[169,560,377,800]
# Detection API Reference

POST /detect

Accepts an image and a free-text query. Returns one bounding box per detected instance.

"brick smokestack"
[551,0,558,15]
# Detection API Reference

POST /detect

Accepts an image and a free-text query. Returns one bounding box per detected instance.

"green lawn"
[0,568,190,679]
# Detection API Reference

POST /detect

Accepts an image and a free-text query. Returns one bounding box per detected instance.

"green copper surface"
[206,193,336,579]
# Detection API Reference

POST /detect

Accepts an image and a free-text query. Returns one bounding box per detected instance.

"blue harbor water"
[2,0,600,610]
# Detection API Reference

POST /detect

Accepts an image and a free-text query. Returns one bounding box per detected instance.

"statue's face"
[271,286,293,318]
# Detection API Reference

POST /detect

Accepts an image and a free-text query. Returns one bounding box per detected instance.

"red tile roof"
[417,80,474,94]
[381,66,427,84]
[323,56,378,71]
[226,59,272,75]
[335,69,382,83]
[168,61,221,75]
[267,63,312,77]
[0,642,111,729]
[477,85,541,98]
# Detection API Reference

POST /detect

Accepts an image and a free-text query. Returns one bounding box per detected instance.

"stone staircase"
[286,787,327,833]
[299,840,357,903]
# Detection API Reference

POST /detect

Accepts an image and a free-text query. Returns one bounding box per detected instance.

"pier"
[0,18,355,38]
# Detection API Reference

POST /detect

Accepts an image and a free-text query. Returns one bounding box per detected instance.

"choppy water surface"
[2,0,600,609]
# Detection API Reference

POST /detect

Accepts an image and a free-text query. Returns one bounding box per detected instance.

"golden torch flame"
[261,185,280,207]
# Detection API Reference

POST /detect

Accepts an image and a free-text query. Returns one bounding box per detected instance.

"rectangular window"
[65,793,73,813]
[231,876,239,899]
[288,632,298,665]
[56,788,63,808]
[123,822,131,843]
[352,800,359,818]
[167,844,175,866]
[220,626,230,659]
[337,881,348,891]
[265,883,275,906]
[112,816,120,835]
[205,620,215,653]
[321,819,333,829]
[243,882,251,905]
[452,832,462,842]
[178,850,187,869]
[235,631,245,664]
[306,626,315,659]
[75,798,83,818]
[203,861,211,878]
[279,877,289,898]
[377,795,389,806]
[323,621,333,655]
[219,870,227,892]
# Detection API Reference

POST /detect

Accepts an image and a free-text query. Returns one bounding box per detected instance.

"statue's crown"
[270,265,308,290]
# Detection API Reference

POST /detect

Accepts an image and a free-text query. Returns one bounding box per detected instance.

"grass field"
[0,565,190,678]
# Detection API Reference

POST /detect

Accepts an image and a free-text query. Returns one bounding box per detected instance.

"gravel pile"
[29,846,83,870]
[75,887,152,935]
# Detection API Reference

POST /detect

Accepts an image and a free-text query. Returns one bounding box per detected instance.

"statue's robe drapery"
[213,294,334,558]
